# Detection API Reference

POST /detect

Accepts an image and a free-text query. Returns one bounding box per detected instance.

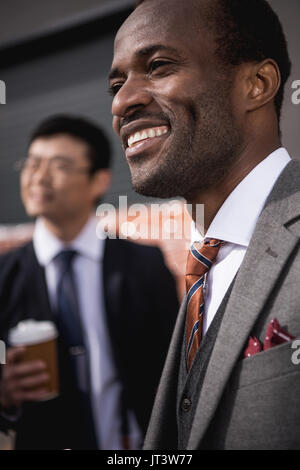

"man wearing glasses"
[0,114,178,449]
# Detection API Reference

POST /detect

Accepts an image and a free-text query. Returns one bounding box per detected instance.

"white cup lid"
[8,320,58,346]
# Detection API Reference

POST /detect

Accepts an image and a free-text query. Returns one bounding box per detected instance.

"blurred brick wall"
[0,202,190,449]
[0,224,34,254]
[0,202,192,299]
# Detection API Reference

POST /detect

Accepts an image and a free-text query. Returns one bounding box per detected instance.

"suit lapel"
[102,238,125,360]
[188,160,300,448]
[145,296,187,448]
[20,242,53,321]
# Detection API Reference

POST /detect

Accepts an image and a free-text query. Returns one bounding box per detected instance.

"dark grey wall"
[0,0,299,224]
[270,0,300,160]
[0,0,128,46]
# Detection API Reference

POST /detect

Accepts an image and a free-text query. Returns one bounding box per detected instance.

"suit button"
[181,397,191,412]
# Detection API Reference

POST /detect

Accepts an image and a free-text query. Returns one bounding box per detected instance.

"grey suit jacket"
[144,159,300,450]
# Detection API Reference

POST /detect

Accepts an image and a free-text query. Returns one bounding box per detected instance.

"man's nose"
[112,76,152,121]
[31,160,52,183]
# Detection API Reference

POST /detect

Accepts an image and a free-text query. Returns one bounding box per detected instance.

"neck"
[187,138,281,235]
[41,212,92,242]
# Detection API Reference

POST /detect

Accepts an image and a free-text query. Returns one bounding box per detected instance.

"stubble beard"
[129,85,243,200]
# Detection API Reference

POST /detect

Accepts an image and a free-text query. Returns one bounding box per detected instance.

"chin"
[132,179,179,199]
[26,211,44,219]
[25,203,49,219]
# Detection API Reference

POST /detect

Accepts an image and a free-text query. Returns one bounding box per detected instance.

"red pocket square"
[243,336,262,358]
[243,318,295,359]
[264,317,295,350]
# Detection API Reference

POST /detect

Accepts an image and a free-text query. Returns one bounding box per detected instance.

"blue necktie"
[55,250,85,353]
[55,249,97,447]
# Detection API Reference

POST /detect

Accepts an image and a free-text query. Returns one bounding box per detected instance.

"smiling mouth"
[29,191,53,202]
[127,125,169,148]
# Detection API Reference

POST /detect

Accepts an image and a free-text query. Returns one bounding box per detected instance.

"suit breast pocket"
[209,339,300,449]
[231,338,300,390]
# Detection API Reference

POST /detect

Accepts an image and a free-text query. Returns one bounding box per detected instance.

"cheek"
[63,181,91,203]
[230,91,245,123]
[154,81,199,121]
[112,116,119,135]
[52,178,78,195]
[20,175,29,198]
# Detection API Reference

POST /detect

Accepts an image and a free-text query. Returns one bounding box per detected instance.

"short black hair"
[212,0,291,121]
[29,114,111,173]
[135,0,291,122]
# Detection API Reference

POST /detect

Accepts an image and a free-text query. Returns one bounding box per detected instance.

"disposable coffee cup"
[8,320,59,400]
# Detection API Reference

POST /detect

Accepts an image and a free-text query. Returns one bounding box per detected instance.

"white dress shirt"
[191,147,291,336]
[33,215,142,449]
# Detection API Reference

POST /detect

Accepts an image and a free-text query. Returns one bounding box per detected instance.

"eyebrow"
[109,44,181,81]
[27,153,73,161]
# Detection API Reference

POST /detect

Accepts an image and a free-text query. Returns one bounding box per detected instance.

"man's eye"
[52,162,70,171]
[149,60,171,72]
[109,83,123,96]
[26,159,40,169]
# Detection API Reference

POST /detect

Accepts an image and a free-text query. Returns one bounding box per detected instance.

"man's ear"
[246,59,281,112]
[91,169,112,200]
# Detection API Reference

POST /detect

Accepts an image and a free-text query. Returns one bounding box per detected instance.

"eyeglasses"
[14,156,91,176]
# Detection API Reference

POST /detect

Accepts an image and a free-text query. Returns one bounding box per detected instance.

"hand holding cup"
[0,320,59,409]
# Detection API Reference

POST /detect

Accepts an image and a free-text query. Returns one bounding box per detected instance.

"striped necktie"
[185,238,224,371]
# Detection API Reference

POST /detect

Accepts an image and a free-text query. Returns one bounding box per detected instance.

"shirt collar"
[191,147,291,247]
[33,215,105,266]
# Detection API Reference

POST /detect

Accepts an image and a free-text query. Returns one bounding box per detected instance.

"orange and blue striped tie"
[185,238,224,371]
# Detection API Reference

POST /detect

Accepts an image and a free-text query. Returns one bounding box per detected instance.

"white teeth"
[127,126,168,148]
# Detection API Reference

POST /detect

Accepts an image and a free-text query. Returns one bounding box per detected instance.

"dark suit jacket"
[0,237,179,449]
[144,159,300,450]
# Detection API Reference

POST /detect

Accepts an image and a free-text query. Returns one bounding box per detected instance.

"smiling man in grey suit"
[109,0,300,450]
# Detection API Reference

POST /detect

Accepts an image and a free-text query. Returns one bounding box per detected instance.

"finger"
[21,388,51,402]
[6,347,27,364]
[12,388,50,406]
[19,373,50,391]
[9,360,48,380]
